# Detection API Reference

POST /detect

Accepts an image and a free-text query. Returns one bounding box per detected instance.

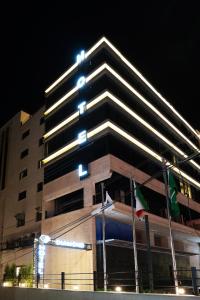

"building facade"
[0,108,44,280]
[42,37,200,290]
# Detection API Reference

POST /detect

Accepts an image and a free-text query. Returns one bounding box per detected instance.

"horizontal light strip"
[43,112,79,139]
[87,122,109,139]
[45,38,105,94]
[42,121,200,189]
[44,90,200,172]
[45,64,78,94]
[42,140,78,164]
[45,36,199,140]
[44,86,78,116]
[108,122,162,162]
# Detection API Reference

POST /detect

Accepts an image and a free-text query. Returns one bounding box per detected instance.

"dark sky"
[1,1,199,130]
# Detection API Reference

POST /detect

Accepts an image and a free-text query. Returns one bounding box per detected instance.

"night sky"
[1,1,199,130]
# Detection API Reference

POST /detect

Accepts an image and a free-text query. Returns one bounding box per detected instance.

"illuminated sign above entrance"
[36,235,92,275]
[39,235,92,250]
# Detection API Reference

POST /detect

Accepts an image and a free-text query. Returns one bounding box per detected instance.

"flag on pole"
[133,180,149,218]
[91,191,114,216]
[168,170,180,218]
[105,191,113,205]
[104,191,114,214]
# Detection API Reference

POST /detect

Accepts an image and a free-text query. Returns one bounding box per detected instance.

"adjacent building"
[0,108,44,279]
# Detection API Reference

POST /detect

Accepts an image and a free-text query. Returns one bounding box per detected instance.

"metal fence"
[1,268,200,295]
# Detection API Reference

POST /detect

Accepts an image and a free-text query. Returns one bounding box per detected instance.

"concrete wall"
[42,208,96,290]
[43,154,200,282]
[0,287,197,300]
[2,108,44,239]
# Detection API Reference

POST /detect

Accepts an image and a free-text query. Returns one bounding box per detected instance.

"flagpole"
[162,160,179,295]
[130,178,139,293]
[144,215,154,292]
[101,182,107,291]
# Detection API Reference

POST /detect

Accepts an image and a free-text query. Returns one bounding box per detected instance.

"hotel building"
[0,37,199,291]
[42,37,200,290]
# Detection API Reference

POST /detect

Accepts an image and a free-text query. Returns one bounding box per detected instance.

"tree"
[18,264,33,287]
[4,263,17,286]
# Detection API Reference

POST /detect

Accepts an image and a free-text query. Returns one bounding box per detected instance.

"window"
[180,181,192,198]
[35,207,42,221]
[15,213,25,227]
[154,235,162,247]
[0,127,9,190]
[18,191,26,201]
[37,182,43,192]
[40,117,44,125]
[19,169,27,180]
[22,129,30,140]
[54,189,83,216]
[20,149,29,159]
[38,160,42,169]
[174,240,184,251]
[38,137,43,146]
[136,230,143,243]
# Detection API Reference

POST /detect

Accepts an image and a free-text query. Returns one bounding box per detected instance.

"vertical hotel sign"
[76,49,89,180]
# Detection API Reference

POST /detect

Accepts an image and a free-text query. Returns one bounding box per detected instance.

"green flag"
[168,170,180,218]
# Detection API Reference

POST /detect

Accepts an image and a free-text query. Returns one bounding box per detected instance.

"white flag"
[105,191,113,205]
[104,191,114,214]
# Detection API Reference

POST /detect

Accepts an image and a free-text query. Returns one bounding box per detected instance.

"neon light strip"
[42,121,200,189]
[45,64,78,94]
[44,91,200,171]
[42,140,78,164]
[45,63,200,153]
[45,37,199,140]
[44,38,105,94]
[43,111,79,139]
[44,86,78,116]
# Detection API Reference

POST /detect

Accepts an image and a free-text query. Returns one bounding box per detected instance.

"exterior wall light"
[178,288,185,295]
[115,286,122,292]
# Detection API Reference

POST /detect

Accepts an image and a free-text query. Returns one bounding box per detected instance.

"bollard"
[191,267,198,296]
[36,273,40,288]
[93,271,98,291]
[61,272,65,290]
